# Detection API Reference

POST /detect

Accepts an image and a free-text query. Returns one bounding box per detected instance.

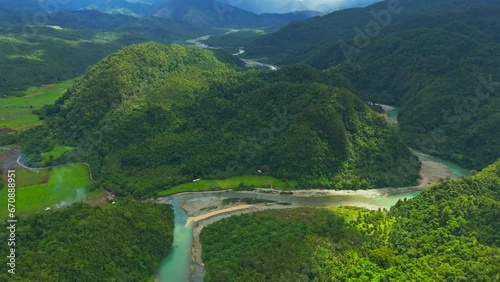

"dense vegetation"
[18,43,418,197]
[312,5,500,169]
[201,159,500,281]
[0,201,174,281]
[246,0,500,64]
[244,1,500,170]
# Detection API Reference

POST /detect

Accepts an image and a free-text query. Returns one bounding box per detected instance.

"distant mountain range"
[150,0,322,28]
[0,0,158,16]
[0,0,322,29]
[0,0,383,16]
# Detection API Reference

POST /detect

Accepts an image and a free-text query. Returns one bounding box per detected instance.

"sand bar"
[186,204,253,225]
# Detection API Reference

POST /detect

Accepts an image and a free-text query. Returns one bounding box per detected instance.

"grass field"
[0,164,106,218]
[0,79,74,130]
[12,167,50,188]
[157,175,298,197]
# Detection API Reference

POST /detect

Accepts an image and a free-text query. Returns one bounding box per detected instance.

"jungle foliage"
[247,2,500,170]
[0,201,174,281]
[316,6,500,169]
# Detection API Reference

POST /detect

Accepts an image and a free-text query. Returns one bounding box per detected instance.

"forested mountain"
[243,1,500,170]
[0,0,321,27]
[0,201,174,281]
[0,8,139,30]
[305,5,500,169]
[20,43,418,197]
[201,159,500,281]
[246,0,500,64]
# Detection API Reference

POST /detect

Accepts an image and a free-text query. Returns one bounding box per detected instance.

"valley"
[0,0,498,281]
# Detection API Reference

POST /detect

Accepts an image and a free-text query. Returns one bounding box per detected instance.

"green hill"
[0,13,209,97]
[0,25,148,97]
[22,43,418,197]
[201,159,500,281]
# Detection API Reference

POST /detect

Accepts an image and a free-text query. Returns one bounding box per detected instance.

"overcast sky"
[221,0,380,14]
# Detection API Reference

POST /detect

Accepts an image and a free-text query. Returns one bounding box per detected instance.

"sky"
[221,0,380,14]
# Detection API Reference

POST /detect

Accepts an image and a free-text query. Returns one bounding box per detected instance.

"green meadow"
[0,164,106,218]
[12,167,50,188]
[0,79,74,130]
[157,175,297,197]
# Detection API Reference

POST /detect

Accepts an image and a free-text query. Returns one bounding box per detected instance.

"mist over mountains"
[0,0,380,16]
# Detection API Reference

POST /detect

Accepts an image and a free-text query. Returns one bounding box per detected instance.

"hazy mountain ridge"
[0,0,322,27]
[149,0,323,28]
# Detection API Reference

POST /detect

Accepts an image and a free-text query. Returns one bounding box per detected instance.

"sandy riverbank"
[163,152,459,209]
[238,156,457,198]
[186,204,253,225]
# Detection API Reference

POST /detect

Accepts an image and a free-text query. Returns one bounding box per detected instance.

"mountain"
[316,0,379,13]
[305,5,500,170]
[0,0,160,17]
[0,6,138,30]
[150,0,322,28]
[0,0,321,27]
[246,0,500,64]
[219,0,378,14]
[25,43,418,197]
[243,1,500,170]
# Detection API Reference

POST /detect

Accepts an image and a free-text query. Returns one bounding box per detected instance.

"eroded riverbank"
[155,147,470,281]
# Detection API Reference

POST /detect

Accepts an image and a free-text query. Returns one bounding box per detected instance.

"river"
[154,103,471,282]
[185,35,278,71]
